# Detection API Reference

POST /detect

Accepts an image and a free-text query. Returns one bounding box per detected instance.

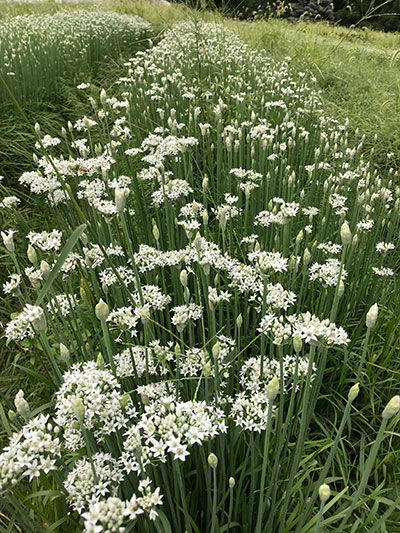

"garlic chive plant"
[0,11,152,103]
[1,20,399,532]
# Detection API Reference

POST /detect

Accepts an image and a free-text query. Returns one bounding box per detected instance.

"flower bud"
[34,122,41,136]
[96,353,105,369]
[184,286,190,303]
[31,307,47,332]
[40,260,51,280]
[318,483,331,504]
[95,299,109,321]
[212,342,220,360]
[208,453,218,469]
[1,230,16,252]
[80,232,88,246]
[296,230,303,245]
[203,209,209,226]
[303,248,311,266]
[180,269,188,288]
[72,397,85,422]
[60,343,70,363]
[267,376,279,401]
[229,477,235,489]
[202,177,209,192]
[348,383,359,402]
[366,303,378,329]
[14,390,30,421]
[27,245,38,264]
[8,409,17,423]
[100,89,107,106]
[293,333,302,354]
[382,395,400,420]
[338,280,345,298]
[193,232,202,251]
[140,306,150,324]
[236,314,243,328]
[203,362,212,377]
[340,222,352,245]
[115,188,128,212]
[153,224,160,242]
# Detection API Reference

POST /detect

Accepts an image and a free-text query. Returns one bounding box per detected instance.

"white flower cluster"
[114,341,173,378]
[2,273,21,295]
[171,303,203,332]
[65,452,124,513]
[259,311,349,346]
[255,199,299,226]
[83,480,163,531]
[5,304,45,341]
[121,396,226,472]
[0,415,61,492]
[309,258,348,287]
[27,229,62,252]
[54,362,130,450]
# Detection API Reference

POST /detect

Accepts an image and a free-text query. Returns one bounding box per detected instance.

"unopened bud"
[27,245,38,264]
[267,376,279,401]
[236,314,243,328]
[60,343,70,363]
[100,89,107,106]
[34,122,41,136]
[193,232,202,251]
[14,390,30,421]
[338,280,345,298]
[296,230,303,245]
[293,333,302,353]
[229,477,235,488]
[31,306,47,331]
[202,177,209,192]
[203,209,209,226]
[382,395,400,420]
[95,299,109,321]
[340,222,352,245]
[8,409,17,423]
[203,362,212,377]
[1,230,15,252]
[115,188,128,212]
[180,270,188,287]
[40,260,51,280]
[208,453,218,468]
[140,306,150,324]
[212,342,220,360]
[318,483,331,504]
[303,248,311,266]
[72,397,85,422]
[96,353,105,369]
[366,303,378,329]
[348,383,359,402]
[153,224,160,242]
[184,286,190,303]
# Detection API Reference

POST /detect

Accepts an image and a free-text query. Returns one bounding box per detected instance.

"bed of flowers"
[0,20,399,532]
[0,10,152,103]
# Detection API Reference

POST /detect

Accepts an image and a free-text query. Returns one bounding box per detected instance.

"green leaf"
[155,510,173,533]
[35,223,86,306]
[0,403,12,436]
